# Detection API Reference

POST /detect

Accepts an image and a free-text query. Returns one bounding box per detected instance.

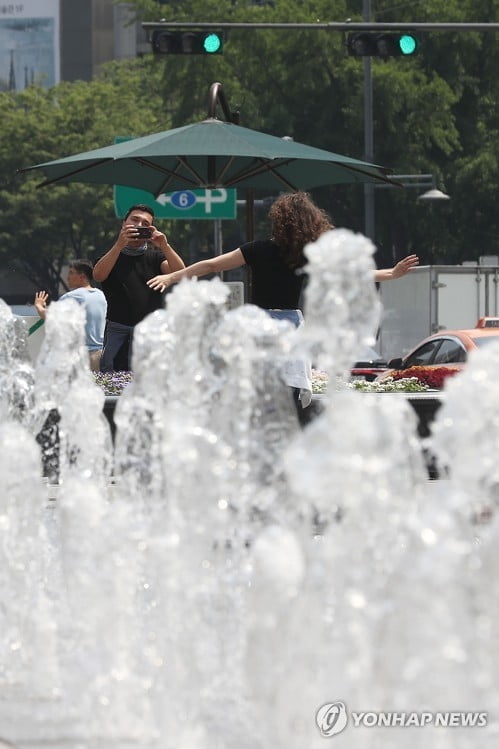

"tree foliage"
[4,0,499,299]
[130,0,499,263]
[0,58,165,298]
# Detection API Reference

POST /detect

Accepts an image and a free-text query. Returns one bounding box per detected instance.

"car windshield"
[356,346,385,362]
[471,335,499,347]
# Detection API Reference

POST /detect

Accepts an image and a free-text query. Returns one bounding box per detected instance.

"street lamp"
[374,173,450,201]
[418,186,450,201]
[360,1,450,232]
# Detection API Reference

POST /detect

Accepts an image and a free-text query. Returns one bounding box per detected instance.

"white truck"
[378,263,499,361]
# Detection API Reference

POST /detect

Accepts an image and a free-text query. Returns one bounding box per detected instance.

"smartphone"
[136,227,152,239]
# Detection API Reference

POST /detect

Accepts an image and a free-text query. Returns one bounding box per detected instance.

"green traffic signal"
[203,33,223,54]
[398,34,418,55]
[347,32,418,58]
[152,30,224,55]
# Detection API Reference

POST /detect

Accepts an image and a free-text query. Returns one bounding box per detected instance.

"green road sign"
[114,185,237,220]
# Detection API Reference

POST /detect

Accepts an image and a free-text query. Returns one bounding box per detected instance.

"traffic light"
[347,32,418,58]
[152,30,224,55]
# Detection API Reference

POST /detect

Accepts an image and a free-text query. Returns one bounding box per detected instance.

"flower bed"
[93,370,133,396]
[389,365,461,389]
[93,366,461,397]
[349,376,429,393]
[311,365,462,394]
[311,369,328,394]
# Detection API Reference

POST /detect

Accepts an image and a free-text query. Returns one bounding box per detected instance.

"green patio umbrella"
[19,117,399,194]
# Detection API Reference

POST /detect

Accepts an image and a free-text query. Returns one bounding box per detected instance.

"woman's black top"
[240,239,306,310]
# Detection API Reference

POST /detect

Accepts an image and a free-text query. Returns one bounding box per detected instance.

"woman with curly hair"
[147,192,417,416]
[147,192,417,308]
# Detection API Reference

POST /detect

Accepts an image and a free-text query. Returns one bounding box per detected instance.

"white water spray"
[0,230,497,749]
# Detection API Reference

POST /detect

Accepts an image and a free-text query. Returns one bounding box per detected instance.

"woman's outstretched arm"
[147,249,246,292]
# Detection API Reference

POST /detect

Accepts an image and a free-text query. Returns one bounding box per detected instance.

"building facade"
[0,2,145,303]
[61,0,147,82]
[0,1,145,93]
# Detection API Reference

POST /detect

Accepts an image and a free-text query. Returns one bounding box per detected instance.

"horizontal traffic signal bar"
[143,21,499,32]
[347,32,418,58]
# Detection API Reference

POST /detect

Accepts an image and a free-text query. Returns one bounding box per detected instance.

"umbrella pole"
[214,218,223,256]
[246,190,255,241]
[244,190,254,303]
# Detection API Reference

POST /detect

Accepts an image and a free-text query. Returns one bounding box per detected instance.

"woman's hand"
[147,274,171,292]
[34,291,49,316]
[391,254,419,279]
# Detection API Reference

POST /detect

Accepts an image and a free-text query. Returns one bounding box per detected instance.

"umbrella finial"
[207,81,239,124]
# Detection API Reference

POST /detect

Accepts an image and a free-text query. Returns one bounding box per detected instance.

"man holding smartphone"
[93,204,185,371]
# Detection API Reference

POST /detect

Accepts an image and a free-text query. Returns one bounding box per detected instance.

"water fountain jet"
[0,230,497,748]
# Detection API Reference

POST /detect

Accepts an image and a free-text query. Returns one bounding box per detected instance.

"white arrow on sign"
[156,189,228,213]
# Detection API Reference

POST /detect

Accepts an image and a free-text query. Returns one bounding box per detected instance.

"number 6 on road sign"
[170,191,197,209]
